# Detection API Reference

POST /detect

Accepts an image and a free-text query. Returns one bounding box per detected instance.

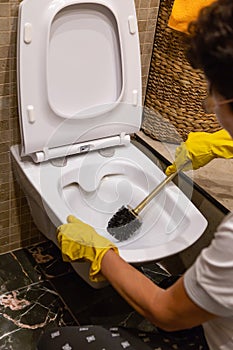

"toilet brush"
[107,162,190,242]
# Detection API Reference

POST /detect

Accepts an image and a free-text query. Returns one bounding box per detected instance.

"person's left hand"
[57,215,119,282]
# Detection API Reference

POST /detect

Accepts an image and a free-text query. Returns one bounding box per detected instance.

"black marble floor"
[0,240,173,349]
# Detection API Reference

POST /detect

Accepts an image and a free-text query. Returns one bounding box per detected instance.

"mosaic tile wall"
[0,0,160,253]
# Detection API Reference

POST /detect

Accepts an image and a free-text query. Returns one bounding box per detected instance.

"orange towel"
[168,0,215,34]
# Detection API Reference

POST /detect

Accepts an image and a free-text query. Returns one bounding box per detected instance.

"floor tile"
[0,235,191,348]
[50,270,134,323]
[49,268,168,331]
[0,251,41,294]
[135,261,172,284]
[0,281,78,350]
[30,241,176,326]
[25,241,73,279]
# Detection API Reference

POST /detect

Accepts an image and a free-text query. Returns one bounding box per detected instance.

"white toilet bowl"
[11,141,207,287]
[11,0,208,288]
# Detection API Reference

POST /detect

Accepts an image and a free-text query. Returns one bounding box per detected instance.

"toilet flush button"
[128,16,136,34]
[24,23,32,44]
[27,105,35,123]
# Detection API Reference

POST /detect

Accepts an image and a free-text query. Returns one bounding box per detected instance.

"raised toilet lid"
[17,0,142,159]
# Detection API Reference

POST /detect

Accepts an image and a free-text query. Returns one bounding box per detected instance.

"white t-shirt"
[184,212,233,350]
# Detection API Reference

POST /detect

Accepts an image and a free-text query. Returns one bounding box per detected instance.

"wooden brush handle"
[133,170,179,215]
[132,159,192,215]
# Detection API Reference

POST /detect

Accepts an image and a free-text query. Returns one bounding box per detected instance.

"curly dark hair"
[186,0,233,101]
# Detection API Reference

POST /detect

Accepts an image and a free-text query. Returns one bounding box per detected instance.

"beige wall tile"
[0,18,9,31]
[0,4,10,17]
[0,32,10,46]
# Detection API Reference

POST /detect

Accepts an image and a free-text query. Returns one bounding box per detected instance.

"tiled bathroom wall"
[135,0,160,98]
[0,0,160,254]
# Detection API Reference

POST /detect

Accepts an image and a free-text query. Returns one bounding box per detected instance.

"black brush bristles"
[107,206,142,241]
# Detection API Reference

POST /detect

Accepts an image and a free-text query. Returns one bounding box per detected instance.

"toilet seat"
[17,0,141,159]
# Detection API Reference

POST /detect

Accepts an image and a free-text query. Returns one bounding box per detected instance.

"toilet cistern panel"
[17,0,142,158]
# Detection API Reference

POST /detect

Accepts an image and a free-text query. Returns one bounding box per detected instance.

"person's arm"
[101,249,216,332]
[57,216,216,331]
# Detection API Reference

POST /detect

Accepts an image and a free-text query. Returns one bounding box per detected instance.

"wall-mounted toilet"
[11,0,207,288]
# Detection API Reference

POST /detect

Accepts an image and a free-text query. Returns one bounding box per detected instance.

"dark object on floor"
[37,324,210,350]
[36,325,151,350]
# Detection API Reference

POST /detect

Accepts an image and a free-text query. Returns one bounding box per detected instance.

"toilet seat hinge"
[30,133,131,163]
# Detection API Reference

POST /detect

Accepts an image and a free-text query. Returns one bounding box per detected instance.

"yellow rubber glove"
[168,0,215,34]
[57,215,119,283]
[165,129,233,175]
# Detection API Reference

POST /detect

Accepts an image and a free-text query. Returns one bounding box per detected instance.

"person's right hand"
[57,215,118,282]
[165,129,233,175]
